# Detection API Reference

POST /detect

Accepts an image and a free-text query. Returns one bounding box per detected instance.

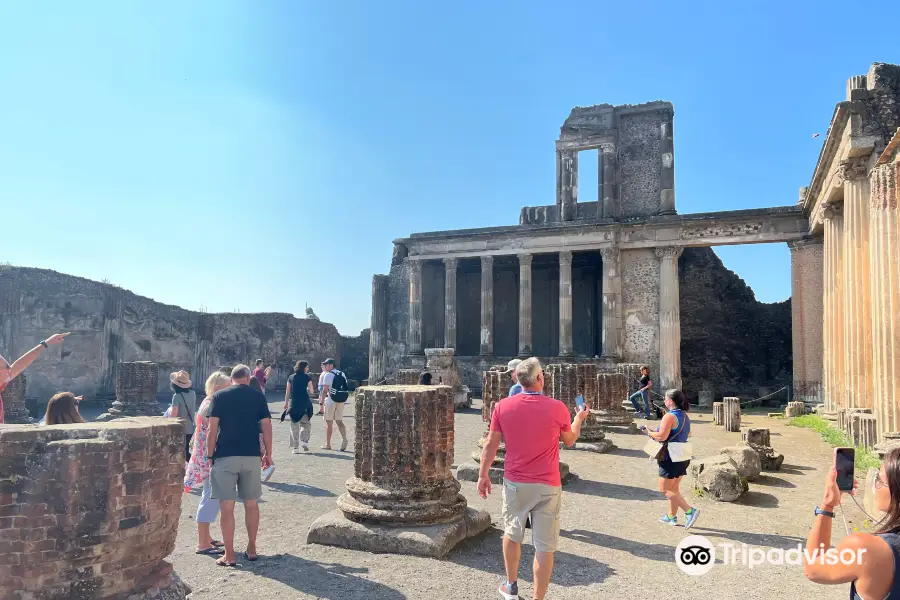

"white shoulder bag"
[643,414,692,462]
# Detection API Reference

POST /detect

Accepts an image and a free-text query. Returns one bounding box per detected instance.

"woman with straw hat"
[169,370,197,461]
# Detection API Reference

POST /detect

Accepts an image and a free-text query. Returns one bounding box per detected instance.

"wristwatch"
[39,340,48,349]
[814,506,835,518]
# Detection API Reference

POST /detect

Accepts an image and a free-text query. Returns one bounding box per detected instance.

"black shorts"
[658,457,690,479]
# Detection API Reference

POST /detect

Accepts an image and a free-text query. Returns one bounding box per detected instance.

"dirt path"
[171,399,857,599]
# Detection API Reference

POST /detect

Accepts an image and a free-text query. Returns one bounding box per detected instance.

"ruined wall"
[621,248,660,377]
[679,247,792,400]
[0,418,189,600]
[0,267,341,402]
[618,107,669,218]
[340,328,370,382]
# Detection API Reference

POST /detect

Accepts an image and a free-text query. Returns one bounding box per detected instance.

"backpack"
[329,369,350,403]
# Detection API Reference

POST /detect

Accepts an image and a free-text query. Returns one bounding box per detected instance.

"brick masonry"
[2,373,31,424]
[0,417,189,600]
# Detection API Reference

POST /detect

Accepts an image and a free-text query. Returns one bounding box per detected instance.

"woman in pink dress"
[184,371,232,555]
[1,333,69,423]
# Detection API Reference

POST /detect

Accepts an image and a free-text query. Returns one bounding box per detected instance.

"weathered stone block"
[719,446,761,482]
[713,402,724,425]
[785,401,806,418]
[850,414,878,450]
[1,373,31,424]
[691,456,748,502]
[723,397,741,432]
[742,428,771,448]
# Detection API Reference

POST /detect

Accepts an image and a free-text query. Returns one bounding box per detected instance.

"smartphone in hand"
[575,394,586,412]
[835,447,855,491]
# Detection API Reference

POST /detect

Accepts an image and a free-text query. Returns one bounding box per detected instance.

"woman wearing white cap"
[0,332,69,423]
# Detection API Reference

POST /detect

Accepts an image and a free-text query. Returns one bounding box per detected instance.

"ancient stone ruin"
[96,362,161,421]
[0,418,189,600]
[594,372,635,434]
[2,373,31,424]
[691,454,749,502]
[424,348,471,411]
[307,385,490,557]
[544,363,614,452]
[742,428,785,471]
[723,397,741,432]
[785,401,806,418]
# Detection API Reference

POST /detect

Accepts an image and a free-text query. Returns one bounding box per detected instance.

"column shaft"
[443,258,457,350]
[558,251,573,356]
[599,246,622,358]
[369,275,389,383]
[408,260,424,354]
[823,205,845,412]
[659,115,676,215]
[788,239,824,403]
[518,254,533,356]
[480,256,494,356]
[656,246,683,390]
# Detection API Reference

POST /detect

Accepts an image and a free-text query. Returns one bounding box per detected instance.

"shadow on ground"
[238,554,408,599]
[304,452,354,461]
[734,490,780,508]
[754,475,797,489]
[607,447,647,459]
[560,529,674,563]
[449,528,613,587]
[263,482,336,497]
[565,479,659,501]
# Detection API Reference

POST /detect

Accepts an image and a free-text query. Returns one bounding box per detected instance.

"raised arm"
[7,333,70,379]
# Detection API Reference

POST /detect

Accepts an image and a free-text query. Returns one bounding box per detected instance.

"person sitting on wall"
[0,332,70,424]
[44,392,85,426]
[419,372,433,385]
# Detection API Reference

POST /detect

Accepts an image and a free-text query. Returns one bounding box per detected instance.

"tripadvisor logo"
[675,534,868,575]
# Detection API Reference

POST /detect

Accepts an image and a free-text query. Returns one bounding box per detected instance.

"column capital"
[787,237,824,250]
[839,157,869,182]
[559,250,573,266]
[821,201,844,220]
[598,246,619,262]
[480,255,494,268]
[518,253,533,267]
[442,257,458,270]
[407,257,424,269]
[654,246,683,259]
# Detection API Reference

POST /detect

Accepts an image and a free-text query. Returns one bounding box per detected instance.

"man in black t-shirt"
[207,364,273,566]
[628,365,654,419]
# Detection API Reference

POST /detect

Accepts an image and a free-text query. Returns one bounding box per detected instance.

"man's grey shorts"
[210,456,262,502]
[501,480,562,552]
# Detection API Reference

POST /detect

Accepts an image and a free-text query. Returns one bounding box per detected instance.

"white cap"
[505,359,522,373]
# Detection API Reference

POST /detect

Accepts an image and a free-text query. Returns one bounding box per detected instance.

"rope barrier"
[633,380,788,407]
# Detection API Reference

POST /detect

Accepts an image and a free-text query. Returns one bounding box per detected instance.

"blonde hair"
[205,372,231,398]
[515,357,543,388]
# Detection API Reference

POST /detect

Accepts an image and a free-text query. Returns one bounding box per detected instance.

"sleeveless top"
[851,533,900,600]
[667,408,691,443]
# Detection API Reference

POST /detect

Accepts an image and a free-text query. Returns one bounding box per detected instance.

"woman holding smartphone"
[804,447,900,598]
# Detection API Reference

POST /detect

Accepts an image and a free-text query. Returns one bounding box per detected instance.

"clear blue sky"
[1,2,898,336]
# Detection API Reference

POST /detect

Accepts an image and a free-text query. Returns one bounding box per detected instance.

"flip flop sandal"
[195,547,222,555]
[242,551,258,562]
[210,540,224,547]
[215,558,237,567]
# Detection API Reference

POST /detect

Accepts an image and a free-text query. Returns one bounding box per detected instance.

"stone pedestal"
[96,362,161,421]
[2,373,32,424]
[839,408,872,437]
[713,402,724,426]
[740,428,784,471]
[785,401,806,418]
[308,385,490,557]
[850,413,878,450]
[424,348,469,410]
[544,364,613,449]
[723,397,741,432]
[594,373,636,434]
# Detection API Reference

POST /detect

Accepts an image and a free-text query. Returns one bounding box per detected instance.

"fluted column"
[557,150,577,221]
[443,258,457,350]
[842,158,872,409]
[822,203,845,413]
[870,155,900,435]
[788,238,824,404]
[599,246,622,359]
[656,246,683,390]
[518,254,533,356]
[480,256,494,356]
[369,275,389,383]
[408,259,424,355]
[558,251,573,356]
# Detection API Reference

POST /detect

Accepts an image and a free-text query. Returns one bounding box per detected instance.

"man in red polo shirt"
[478,357,590,600]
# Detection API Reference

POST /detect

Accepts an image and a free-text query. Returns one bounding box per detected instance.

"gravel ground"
[170,396,854,600]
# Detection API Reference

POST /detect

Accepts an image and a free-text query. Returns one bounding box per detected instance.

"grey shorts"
[501,480,562,553]
[210,456,262,502]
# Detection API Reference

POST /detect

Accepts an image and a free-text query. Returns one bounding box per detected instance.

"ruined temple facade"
[369,102,809,393]
[801,63,900,439]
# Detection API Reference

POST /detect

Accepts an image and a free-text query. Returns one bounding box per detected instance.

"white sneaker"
[262,465,276,482]
[292,448,301,454]
[302,443,309,452]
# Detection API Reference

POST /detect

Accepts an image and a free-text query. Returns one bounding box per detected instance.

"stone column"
[443,258,457,350]
[659,114,676,215]
[558,251,574,356]
[822,203,845,414]
[557,149,577,221]
[600,150,617,219]
[656,246,683,390]
[842,158,872,410]
[480,256,494,356]
[518,254,533,356]
[308,385,491,557]
[599,246,622,359]
[408,259,424,355]
[2,373,31,424]
[788,238,824,404]
[99,287,125,396]
[870,155,900,436]
[97,362,160,420]
[369,275,389,384]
